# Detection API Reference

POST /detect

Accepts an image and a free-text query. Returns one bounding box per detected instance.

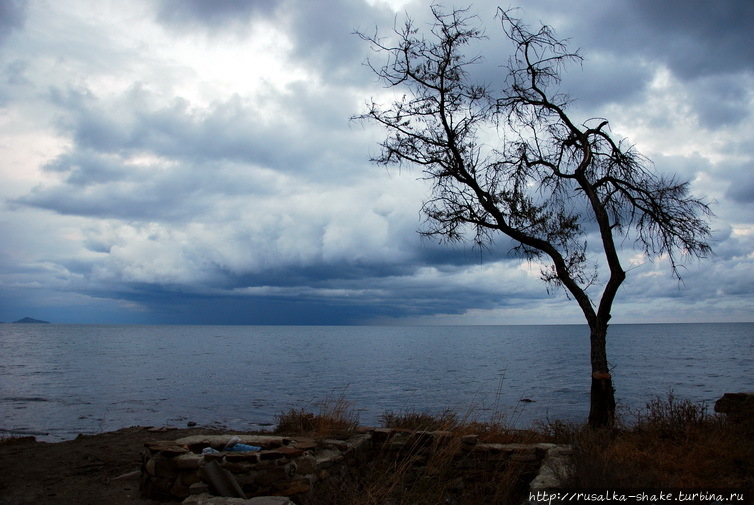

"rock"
[259,450,286,461]
[111,470,141,481]
[529,445,572,491]
[175,435,286,449]
[183,493,294,505]
[315,449,343,470]
[714,392,754,420]
[370,427,395,444]
[275,446,306,458]
[253,465,289,487]
[144,430,571,503]
[144,441,188,455]
[321,439,350,451]
[290,437,317,451]
[189,482,209,495]
[294,455,316,475]
[273,477,311,495]
[247,498,295,505]
[175,453,203,469]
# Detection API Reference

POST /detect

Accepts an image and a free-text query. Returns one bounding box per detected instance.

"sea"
[1,323,752,442]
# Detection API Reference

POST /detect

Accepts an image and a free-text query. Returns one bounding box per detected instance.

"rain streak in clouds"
[0,0,752,324]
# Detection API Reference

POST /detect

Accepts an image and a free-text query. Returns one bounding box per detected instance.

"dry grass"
[274,391,752,503]
[274,391,360,439]
[310,426,538,505]
[378,408,458,432]
[551,391,754,490]
[277,399,548,504]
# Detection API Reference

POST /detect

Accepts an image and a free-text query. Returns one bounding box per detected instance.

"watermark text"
[528,489,747,504]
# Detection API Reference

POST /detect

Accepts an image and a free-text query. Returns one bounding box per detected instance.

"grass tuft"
[274,391,360,439]
[379,408,458,432]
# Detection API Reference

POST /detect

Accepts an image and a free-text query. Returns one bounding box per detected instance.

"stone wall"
[140,429,571,503]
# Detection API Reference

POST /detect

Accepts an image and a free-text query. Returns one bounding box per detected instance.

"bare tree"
[355,6,713,427]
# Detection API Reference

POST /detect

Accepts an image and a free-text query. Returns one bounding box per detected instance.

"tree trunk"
[588,322,615,427]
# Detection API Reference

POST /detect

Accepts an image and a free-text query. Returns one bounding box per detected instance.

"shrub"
[274,392,359,439]
[633,389,715,439]
[562,390,752,490]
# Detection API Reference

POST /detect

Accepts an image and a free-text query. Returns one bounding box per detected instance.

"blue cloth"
[226,443,261,452]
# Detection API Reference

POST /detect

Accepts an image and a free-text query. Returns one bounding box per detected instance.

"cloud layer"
[0,0,752,324]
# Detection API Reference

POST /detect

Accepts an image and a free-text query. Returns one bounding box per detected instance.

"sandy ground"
[0,426,229,505]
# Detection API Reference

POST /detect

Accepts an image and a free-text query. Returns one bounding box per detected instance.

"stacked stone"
[141,441,196,499]
[372,428,552,466]
[140,430,571,502]
[370,428,559,489]
[140,434,373,501]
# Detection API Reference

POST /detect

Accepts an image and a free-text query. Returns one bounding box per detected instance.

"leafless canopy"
[355,6,712,328]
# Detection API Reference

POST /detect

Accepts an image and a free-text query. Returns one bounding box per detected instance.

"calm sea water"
[0,323,752,441]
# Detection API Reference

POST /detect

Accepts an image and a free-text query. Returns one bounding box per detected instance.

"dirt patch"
[0,426,229,505]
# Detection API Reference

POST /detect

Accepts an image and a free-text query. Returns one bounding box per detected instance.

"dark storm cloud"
[0,1,750,325]
[514,0,754,123]
[570,0,754,78]
[0,0,26,45]
[627,0,754,78]
[709,226,754,262]
[67,255,540,325]
[615,1,754,129]
[689,75,752,128]
[726,183,754,205]
[0,2,25,105]
[648,154,713,189]
[155,0,278,31]
[285,0,395,81]
[559,55,654,110]
[74,286,408,325]
[204,241,508,292]
[725,162,754,204]
[17,169,216,222]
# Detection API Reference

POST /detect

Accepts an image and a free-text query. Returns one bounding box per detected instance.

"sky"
[0,0,752,325]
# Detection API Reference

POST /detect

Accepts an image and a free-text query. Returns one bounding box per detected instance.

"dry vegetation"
[547,391,754,491]
[273,392,360,440]
[272,391,752,505]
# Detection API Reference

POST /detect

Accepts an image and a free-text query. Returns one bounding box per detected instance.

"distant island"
[10,317,51,324]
